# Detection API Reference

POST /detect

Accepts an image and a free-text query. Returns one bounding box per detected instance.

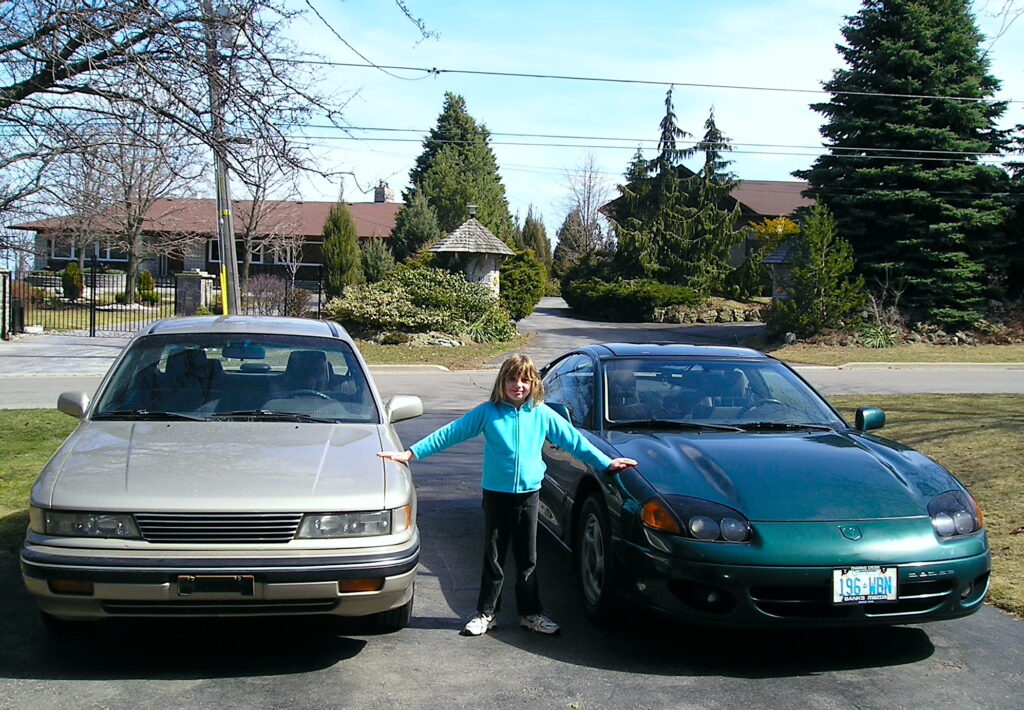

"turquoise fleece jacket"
[409,400,614,493]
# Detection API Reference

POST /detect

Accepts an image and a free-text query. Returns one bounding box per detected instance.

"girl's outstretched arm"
[378,450,415,464]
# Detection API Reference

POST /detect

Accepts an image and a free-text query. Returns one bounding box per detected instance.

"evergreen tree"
[390,189,442,261]
[322,202,364,297]
[361,238,396,283]
[766,204,867,337]
[609,95,745,298]
[521,206,552,272]
[407,92,516,243]
[796,0,1011,327]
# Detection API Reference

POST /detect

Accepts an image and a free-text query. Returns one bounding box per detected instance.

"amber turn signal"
[641,500,682,534]
[338,578,384,593]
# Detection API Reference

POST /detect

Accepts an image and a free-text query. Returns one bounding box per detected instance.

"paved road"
[1,299,1023,710]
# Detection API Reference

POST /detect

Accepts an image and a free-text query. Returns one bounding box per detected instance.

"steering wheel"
[737,398,801,417]
[286,389,332,400]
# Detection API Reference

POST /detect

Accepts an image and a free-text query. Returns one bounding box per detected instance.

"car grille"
[749,579,956,619]
[134,513,303,543]
[102,600,337,616]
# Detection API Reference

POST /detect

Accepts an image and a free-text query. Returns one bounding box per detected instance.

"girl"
[378,354,636,636]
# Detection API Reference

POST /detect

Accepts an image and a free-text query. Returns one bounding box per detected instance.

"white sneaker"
[462,612,495,636]
[519,613,560,635]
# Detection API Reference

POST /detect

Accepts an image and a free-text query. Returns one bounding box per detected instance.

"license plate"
[177,574,254,597]
[832,566,897,604]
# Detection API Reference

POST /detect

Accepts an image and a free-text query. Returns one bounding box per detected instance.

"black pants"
[477,489,542,617]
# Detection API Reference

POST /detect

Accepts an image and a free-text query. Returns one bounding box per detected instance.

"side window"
[543,354,595,428]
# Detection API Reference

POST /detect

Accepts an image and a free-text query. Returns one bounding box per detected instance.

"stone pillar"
[175,270,215,316]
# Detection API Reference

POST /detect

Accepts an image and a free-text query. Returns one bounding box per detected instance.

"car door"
[540,353,597,541]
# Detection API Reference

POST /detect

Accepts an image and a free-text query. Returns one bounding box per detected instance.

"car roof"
[582,343,771,360]
[137,316,353,343]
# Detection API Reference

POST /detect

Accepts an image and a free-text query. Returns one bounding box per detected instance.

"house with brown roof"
[12,186,401,281]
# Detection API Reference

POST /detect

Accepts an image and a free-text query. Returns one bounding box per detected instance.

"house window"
[50,239,75,259]
[273,240,321,266]
[207,239,251,264]
[97,243,128,262]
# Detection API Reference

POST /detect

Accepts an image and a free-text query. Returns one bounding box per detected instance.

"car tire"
[371,590,414,632]
[575,494,618,622]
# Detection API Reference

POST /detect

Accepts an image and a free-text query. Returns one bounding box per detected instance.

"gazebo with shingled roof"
[428,207,514,295]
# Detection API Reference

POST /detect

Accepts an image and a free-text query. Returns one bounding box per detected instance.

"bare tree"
[561,152,613,251]
[69,108,205,303]
[0,1,430,226]
[231,140,303,288]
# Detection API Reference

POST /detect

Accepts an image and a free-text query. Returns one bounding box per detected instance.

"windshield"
[93,333,379,423]
[602,358,843,429]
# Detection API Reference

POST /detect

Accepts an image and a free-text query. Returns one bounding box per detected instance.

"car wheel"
[370,589,414,632]
[575,494,618,622]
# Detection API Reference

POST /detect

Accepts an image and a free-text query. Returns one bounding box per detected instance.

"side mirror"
[386,395,423,423]
[57,391,90,419]
[546,401,571,422]
[855,407,885,433]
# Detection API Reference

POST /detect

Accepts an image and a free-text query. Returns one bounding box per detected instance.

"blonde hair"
[490,353,544,406]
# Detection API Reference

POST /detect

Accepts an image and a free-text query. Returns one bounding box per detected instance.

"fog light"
[338,578,384,593]
[960,582,974,600]
[48,580,94,595]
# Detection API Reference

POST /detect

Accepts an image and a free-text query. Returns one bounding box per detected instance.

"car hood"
[603,430,960,522]
[36,421,387,512]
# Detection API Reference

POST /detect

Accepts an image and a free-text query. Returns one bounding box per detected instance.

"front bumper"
[20,533,419,621]
[618,529,991,627]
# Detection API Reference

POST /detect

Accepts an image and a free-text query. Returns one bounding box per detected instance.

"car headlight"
[297,505,412,538]
[31,507,141,538]
[928,491,983,538]
[642,495,752,543]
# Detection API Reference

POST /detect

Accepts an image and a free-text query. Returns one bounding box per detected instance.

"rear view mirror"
[386,395,423,423]
[57,392,90,419]
[222,343,266,360]
[855,407,885,433]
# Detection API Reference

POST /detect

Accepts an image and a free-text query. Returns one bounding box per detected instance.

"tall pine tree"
[521,206,552,272]
[322,201,364,297]
[608,92,745,298]
[407,93,516,243]
[796,0,1011,327]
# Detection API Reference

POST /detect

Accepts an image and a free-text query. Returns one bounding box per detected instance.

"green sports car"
[538,344,990,627]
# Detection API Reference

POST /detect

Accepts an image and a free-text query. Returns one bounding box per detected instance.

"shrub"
[137,270,155,294]
[499,250,546,321]
[324,265,516,343]
[61,263,84,301]
[138,290,161,305]
[244,274,312,317]
[562,277,699,322]
[764,205,865,338]
[858,322,898,348]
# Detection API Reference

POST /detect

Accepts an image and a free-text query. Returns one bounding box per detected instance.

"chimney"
[373,181,394,203]
[468,204,478,217]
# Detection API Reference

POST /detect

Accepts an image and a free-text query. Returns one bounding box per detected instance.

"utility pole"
[203,0,241,314]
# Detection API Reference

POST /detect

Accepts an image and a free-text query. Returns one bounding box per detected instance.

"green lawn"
[2,393,1021,619]
[765,342,1024,366]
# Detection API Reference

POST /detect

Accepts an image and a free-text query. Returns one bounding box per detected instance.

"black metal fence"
[5,261,326,338]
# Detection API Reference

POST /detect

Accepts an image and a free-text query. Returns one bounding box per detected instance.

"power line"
[289,59,1024,105]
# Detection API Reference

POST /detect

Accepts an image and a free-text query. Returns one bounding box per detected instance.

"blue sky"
[285,0,1024,230]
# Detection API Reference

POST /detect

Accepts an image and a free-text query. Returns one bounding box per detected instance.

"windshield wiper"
[93,409,209,422]
[735,421,833,432]
[606,419,743,432]
[210,410,338,423]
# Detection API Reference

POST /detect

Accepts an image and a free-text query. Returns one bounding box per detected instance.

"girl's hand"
[606,457,638,472]
[378,450,415,464]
